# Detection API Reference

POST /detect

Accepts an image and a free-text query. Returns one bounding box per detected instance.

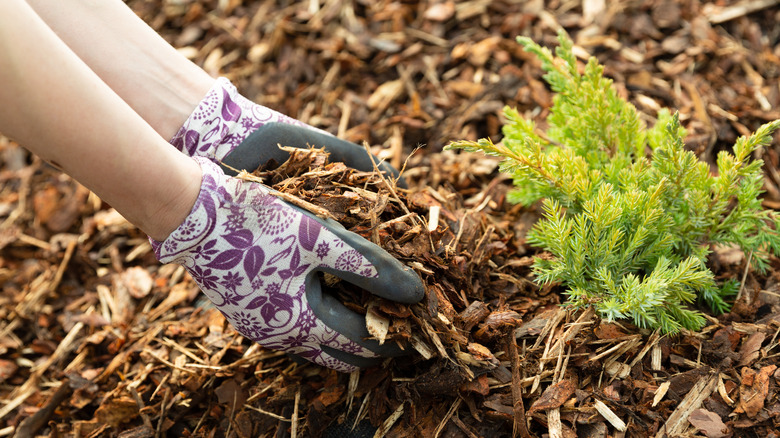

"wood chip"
[593,399,626,432]
[373,403,404,438]
[652,381,671,407]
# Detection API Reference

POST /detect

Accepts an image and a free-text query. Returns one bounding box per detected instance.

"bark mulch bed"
[2,1,780,437]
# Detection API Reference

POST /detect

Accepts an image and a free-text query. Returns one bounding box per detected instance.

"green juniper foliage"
[447,31,780,333]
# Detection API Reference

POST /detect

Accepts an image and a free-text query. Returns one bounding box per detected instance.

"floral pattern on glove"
[152,157,381,371]
[170,77,323,161]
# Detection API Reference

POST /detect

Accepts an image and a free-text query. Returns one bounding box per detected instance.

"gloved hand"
[169,77,403,184]
[155,78,424,371]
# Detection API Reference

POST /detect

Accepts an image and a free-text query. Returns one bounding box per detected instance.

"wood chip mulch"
[2,1,780,437]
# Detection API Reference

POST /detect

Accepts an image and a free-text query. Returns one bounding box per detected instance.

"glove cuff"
[149,156,270,262]
[169,78,315,162]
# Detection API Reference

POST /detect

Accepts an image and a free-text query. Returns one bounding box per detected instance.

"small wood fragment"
[509,335,532,438]
[428,205,441,232]
[373,402,404,438]
[292,389,300,438]
[704,0,780,23]
[366,301,390,345]
[593,399,626,432]
[547,408,563,438]
[717,374,735,406]
[13,378,71,438]
[433,398,461,438]
[652,381,670,407]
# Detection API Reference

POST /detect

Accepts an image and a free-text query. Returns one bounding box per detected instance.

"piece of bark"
[688,408,729,438]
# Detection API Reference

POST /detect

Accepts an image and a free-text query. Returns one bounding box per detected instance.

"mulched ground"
[2,0,780,437]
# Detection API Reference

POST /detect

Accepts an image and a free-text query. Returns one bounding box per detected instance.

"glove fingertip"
[385,267,425,304]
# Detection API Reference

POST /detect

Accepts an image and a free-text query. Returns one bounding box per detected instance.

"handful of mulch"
[251,146,537,372]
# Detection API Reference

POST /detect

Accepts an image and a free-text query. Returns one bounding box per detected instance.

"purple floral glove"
[169,77,324,162]
[152,158,422,371]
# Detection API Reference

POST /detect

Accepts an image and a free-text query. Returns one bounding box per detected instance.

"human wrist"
[143,154,202,242]
[148,72,216,142]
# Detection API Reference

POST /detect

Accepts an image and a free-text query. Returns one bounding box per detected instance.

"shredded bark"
[2,1,780,437]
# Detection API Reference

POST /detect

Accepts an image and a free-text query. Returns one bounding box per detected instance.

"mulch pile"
[2,0,780,437]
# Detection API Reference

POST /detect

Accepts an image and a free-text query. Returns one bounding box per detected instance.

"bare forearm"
[24,0,215,141]
[0,0,200,241]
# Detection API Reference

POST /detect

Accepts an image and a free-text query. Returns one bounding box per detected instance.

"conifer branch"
[446,30,780,333]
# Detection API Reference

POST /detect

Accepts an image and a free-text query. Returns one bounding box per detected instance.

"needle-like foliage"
[447,31,780,333]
